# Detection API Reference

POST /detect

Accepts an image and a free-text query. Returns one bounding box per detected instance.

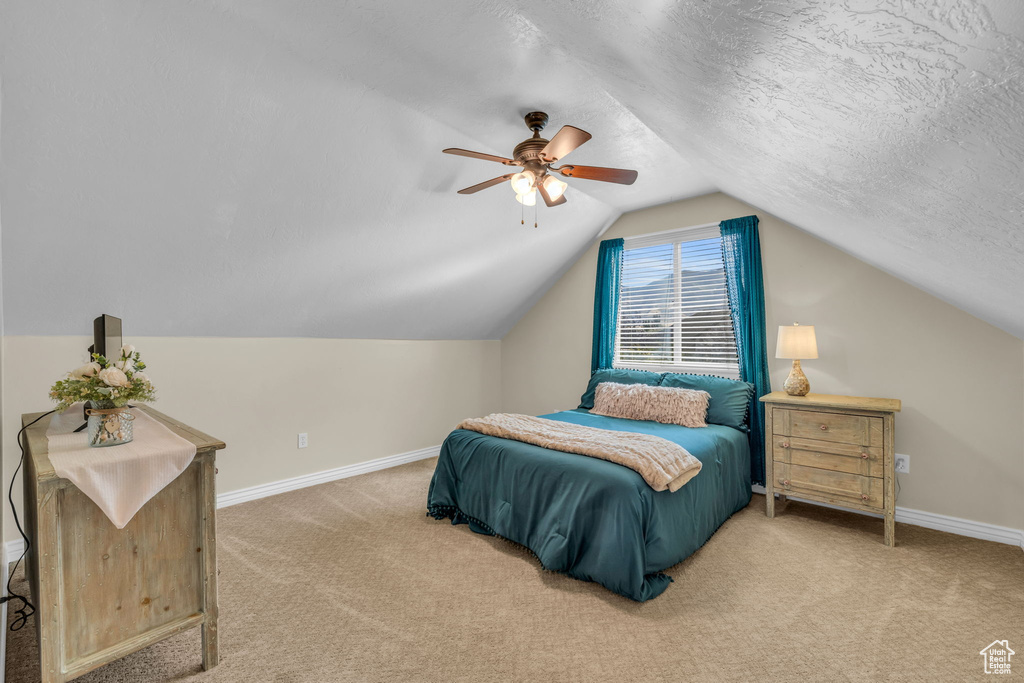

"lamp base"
[784,359,810,396]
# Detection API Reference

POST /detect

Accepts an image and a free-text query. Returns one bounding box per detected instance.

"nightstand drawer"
[775,463,884,509]
[773,436,883,478]
[775,408,882,447]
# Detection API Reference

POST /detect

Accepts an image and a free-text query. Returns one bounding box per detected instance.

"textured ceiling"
[1,0,1021,339]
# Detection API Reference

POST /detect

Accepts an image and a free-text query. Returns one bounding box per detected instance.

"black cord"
[3,410,55,631]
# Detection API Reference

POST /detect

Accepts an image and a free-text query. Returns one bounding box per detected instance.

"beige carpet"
[6,457,1023,682]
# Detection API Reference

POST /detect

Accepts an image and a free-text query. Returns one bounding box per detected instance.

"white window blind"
[614,224,740,377]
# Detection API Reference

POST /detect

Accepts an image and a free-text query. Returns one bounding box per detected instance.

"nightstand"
[22,407,224,682]
[759,392,902,546]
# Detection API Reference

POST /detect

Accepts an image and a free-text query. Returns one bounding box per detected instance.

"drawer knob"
[820,424,828,431]
[861,494,869,501]
[780,479,790,486]
[860,452,869,459]
[782,441,790,448]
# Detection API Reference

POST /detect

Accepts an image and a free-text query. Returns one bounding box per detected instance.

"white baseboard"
[6,454,1019,561]
[215,444,440,509]
[4,541,23,569]
[752,484,1024,549]
[4,444,442,561]
[1,542,7,683]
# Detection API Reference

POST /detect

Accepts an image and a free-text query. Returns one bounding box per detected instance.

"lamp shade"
[776,324,818,359]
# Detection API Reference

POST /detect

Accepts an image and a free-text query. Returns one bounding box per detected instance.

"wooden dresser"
[22,406,225,682]
[760,392,901,546]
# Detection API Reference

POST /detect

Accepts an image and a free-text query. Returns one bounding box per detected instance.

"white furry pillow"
[592,382,710,428]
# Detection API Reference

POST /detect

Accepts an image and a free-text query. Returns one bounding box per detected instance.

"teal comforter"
[427,409,752,601]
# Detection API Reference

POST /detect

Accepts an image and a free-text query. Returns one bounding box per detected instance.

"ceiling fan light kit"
[516,190,537,206]
[542,174,567,200]
[443,111,638,221]
[510,170,536,194]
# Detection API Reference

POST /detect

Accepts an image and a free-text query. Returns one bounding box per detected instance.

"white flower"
[120,344,136,358]
[133,372,150,384]
[70,362,102,380]
[98,367,130,388]
[117,356,135,371]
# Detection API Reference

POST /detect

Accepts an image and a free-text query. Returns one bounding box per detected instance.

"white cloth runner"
[46,404,198,528]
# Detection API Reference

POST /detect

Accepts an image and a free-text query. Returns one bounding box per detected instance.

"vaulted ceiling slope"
[1,1,1021,339]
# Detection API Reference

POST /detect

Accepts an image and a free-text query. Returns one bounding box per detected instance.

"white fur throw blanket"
[457,413,702,492]
[592,382,710,428]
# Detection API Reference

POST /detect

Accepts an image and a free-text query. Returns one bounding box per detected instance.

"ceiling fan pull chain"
[534,201,538,229]
[521,198,524,226]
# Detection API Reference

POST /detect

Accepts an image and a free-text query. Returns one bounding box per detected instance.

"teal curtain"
[591,238,624,373]
[720,216,770,485]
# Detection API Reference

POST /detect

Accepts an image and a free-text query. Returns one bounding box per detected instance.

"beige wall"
[3,336,501,542]
[502,192,1024,530]
[0,328,4,556]
[4,196,1022,541]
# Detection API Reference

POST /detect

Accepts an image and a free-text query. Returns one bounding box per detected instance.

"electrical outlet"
[297,433,308,449]
[894,453,910,474]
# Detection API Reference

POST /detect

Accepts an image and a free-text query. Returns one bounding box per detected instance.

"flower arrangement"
[50,345,157,412]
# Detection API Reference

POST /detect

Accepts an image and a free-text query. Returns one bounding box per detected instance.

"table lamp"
[776,323,818,396]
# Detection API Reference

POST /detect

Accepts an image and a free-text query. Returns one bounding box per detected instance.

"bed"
[426,407,752,602]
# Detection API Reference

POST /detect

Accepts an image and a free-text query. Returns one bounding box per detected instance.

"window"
[614,224,740,378]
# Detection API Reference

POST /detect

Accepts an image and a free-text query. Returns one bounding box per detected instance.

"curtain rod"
[623,220,723,242]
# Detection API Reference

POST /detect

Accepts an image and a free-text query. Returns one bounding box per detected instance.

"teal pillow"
[659,373,754,429]
[579,368,664,409]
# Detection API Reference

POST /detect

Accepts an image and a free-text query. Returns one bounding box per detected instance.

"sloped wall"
[501,193,1024,530]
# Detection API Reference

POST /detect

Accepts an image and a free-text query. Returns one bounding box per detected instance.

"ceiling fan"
[443,111,638,207]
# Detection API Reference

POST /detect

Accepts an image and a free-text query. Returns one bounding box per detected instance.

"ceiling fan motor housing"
[513,138,550,174]
[517,111,552,173]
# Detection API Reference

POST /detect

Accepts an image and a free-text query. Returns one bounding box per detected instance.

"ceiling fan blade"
[558,165,638,185]
[443,148,515,165]
[537,181,567,207]
[540,126,592,162]
[457,174,513,194]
